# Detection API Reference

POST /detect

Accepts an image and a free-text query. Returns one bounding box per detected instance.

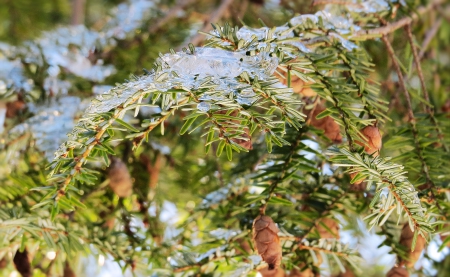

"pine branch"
[352,0,445,38]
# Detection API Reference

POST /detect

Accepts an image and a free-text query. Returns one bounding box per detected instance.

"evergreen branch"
[352,0,445,38]
[329,148,432,234]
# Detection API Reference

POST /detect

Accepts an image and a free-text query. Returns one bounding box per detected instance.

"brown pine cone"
[316,217,340,239]
[13,249,31,277]
[63,262,76,277]
[0,257,7,269]
[274,69,316,97]
[386,266,409,277]
[307,105,342,143]
[108,157,133,197]
[356,126,382,156]
[399,223,426,268]
[6,100,26,118]
[253,215,282,270]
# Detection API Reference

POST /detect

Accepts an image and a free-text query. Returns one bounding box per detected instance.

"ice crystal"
[10,96,87,159]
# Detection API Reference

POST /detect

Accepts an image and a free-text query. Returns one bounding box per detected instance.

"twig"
[405,24,448,152]
[418,18,442,60]
[382,35,443,212]
[405,24,432,113]
[312,0,362,7]
[259,131,303,215]
[148,0,196,33]
[185,0,235,47]
[352,0,444,38]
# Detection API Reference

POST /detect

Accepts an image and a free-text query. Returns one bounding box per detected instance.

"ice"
[329,33,358,51]
[290,14,319,26]
[9,96,87,160]
[197,102,211,112]
[348,0,390,13]
[0,0,157,96]
[282,41,311,53]
[0,58,32,93]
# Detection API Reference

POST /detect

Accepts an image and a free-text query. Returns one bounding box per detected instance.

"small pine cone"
[6,100,26,118]
[289,267,314,277]
[307,105,342,143]
[386,266,409,277]
[356,126,382,156]
[274,69,316,97]
[399,223,426,268]
[0,257,7,269]
[316,218,340,239]
[13,249,32,277]
[259,267,286,277]
[349,171,366,191]
[108,157,133,197]
[63,262,76,277]
[253,215,282,270]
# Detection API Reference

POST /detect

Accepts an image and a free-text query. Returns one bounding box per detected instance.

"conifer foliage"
[0,0,449,276]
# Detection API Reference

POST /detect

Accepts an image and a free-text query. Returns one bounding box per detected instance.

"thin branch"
[185,0,235,47]
[405,24,448,152]
[418,18,442,60]
[382,35,443,212]
[148,0,196,33]
[352,0,444,38]
[259,131,303,215]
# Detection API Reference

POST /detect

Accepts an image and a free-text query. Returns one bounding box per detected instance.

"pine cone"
[108,157,133,197]
[349,171,366,191]
[0,257,7,269]
[316,217,340,239]
[399,223,426,268]
[63,262,76,277]
[386,266,409,277]
[356,126,382,156]
[6,100,26,118]
[253,215,282,270]
[274,69,316,97]
[13,249,31,277]
[307,105,342,143]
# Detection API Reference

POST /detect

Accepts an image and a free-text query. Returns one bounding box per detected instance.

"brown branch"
[312,0,362,7]
[418,18,442,60]
[185,0,235,47]
[382,35,443,212]
[148,0,196,33]
[352,0,445,38]
[405,24,448,152]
